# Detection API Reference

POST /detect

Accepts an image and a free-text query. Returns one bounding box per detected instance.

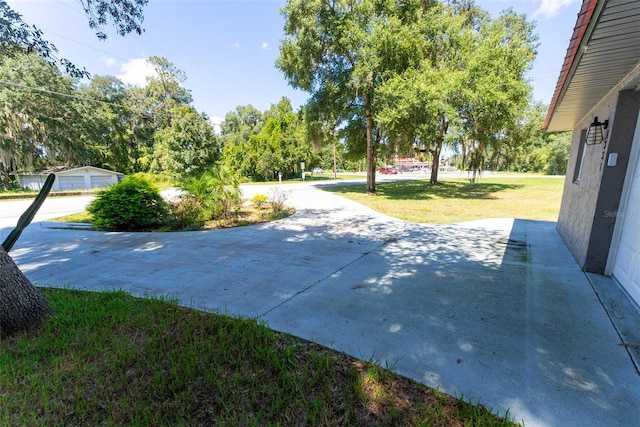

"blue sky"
[8,0,582,125]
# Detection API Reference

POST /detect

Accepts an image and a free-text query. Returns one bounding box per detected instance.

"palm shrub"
[178,173,213,217]
[88,175,169,231]
[210,165,242,218]
[179,166,242,220]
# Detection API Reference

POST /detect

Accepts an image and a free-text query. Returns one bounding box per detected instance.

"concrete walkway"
[7,183,640,427]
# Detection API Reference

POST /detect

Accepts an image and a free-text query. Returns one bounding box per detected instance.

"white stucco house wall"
[17,166,124,191]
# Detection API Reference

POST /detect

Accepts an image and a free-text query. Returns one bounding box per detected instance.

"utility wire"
[32,25,249,105]
[134,36,274,101]
[45,0,273,103]
[0,80,220,123]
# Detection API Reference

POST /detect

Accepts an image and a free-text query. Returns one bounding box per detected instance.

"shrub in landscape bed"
[167,197,206,230]
[179,166,242,221]
[87,175,169,231]
[268,186,289,213]
[251,193,268,209]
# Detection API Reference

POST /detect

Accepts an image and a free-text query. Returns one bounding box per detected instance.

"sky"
[7,0,583,127]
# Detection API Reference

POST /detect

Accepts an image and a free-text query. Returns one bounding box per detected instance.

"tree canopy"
[221,98,317,181]
[2,0,554,189]
[277,0,409,193]
[0,53,84,186]
[1,0,147,77]
[0,54,219,185]
[277,0,539,187]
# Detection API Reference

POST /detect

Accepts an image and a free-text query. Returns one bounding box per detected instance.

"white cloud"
[102,56,116,68]
[232,42,241,49]
[534,0,580,19]
[261,42,270,50]
[116,58,157,87]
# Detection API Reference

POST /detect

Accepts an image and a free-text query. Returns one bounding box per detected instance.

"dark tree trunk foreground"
[0,246,50,335]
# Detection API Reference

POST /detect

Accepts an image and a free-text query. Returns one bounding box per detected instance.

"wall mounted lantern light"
[585,116,609,145]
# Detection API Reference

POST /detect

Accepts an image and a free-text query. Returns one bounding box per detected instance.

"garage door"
[57,176,85,190]
[90,176,113,188]
[613,149,640,306]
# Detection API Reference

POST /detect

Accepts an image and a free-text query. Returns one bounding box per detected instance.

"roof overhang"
[543,0,640,132]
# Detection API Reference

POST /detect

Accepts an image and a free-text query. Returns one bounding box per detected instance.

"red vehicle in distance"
[378,167,398,175]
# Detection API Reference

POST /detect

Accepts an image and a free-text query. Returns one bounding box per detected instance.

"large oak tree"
[277,0,432,193]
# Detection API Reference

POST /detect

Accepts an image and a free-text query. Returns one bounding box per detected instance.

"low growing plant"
[251,193,268,209]
[87,175,169,231]
[268,186,290,213]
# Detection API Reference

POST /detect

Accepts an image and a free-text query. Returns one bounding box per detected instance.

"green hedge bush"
[88,176,168,231]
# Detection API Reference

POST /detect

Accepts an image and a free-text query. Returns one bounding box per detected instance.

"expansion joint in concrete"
[260,240,389,317]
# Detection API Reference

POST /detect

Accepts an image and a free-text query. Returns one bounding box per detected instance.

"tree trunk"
[429,139,442,185]
[0,162,12,191]
[365,100,376,194]
[0,246,50,335]
[332,140,337,180]
[429,117,448,185]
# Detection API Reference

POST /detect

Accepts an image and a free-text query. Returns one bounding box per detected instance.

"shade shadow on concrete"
[8,185,640,427]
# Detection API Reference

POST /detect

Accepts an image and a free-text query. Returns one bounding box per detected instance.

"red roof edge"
[542,0,599,131]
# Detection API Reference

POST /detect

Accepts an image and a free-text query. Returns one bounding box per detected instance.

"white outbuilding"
[17,166,123,191]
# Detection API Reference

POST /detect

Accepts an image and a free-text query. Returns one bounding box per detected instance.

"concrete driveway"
[4,183,640,427]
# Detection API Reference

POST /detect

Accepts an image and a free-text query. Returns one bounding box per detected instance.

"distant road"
[0,196,94,229]
[0,172,563,230]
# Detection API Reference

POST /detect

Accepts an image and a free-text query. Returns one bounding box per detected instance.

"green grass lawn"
[323,177,565,223]
[1,289,516,426]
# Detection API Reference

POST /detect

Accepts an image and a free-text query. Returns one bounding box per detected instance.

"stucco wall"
[586,90,640,271]
[557,89,640,272]
[558,133,603,267]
